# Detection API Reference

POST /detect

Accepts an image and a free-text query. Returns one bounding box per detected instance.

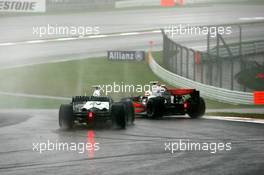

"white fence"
[210,40,264,58]
[148,53,254,104]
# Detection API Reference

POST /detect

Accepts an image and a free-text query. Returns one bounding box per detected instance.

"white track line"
[151,30,162,33]
[0,91,70,101]
[55,37,78,41]
[0,30,160,47]
[87,34,109,38]
[25,40,47,44]
[239,17,264,21]
[120,32,140,36]
[0,42,16,46]
[204,116,264,124]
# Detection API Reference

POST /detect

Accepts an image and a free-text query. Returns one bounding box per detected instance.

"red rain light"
[87,112,94,122]
[184,102,188,109]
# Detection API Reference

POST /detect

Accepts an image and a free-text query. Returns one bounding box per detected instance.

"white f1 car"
[59,87,135,130]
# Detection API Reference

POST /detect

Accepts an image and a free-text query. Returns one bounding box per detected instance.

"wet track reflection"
[0,110,263,175]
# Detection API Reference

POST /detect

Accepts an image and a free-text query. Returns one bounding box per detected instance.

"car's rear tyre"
[146,97,164,119]
[121,98,135,124]
[188,97,206,118]
[111,103,126,129]
[59,104,74,130]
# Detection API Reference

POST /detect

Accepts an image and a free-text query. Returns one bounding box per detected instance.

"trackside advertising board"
[0,0,46,12]
[107,51,145,61]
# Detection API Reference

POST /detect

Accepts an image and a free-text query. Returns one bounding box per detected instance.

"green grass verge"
[206,112,264,119]
[0,95,69,109]
[204,99,263,109]
[0,57,167,106]
[0,55,261,109]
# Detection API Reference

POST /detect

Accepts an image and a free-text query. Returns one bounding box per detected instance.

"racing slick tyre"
[59,104,74,130]
[146,97,165,119]
[187,97,206,119]
[121,98,135,124]
[111,103,126,129]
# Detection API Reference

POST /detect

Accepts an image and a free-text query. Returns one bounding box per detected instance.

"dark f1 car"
[125,84,205,119]
[59,92,135,130]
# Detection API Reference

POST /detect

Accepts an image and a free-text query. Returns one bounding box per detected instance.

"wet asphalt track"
[0,110,263,175]
[1,4,264,68]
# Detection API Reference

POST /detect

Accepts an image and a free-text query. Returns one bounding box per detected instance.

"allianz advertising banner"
[107,51,145,61]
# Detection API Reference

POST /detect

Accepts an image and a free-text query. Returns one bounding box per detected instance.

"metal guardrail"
[162,22,264,92]
[148,53,254,104]
[210,40,264,58]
